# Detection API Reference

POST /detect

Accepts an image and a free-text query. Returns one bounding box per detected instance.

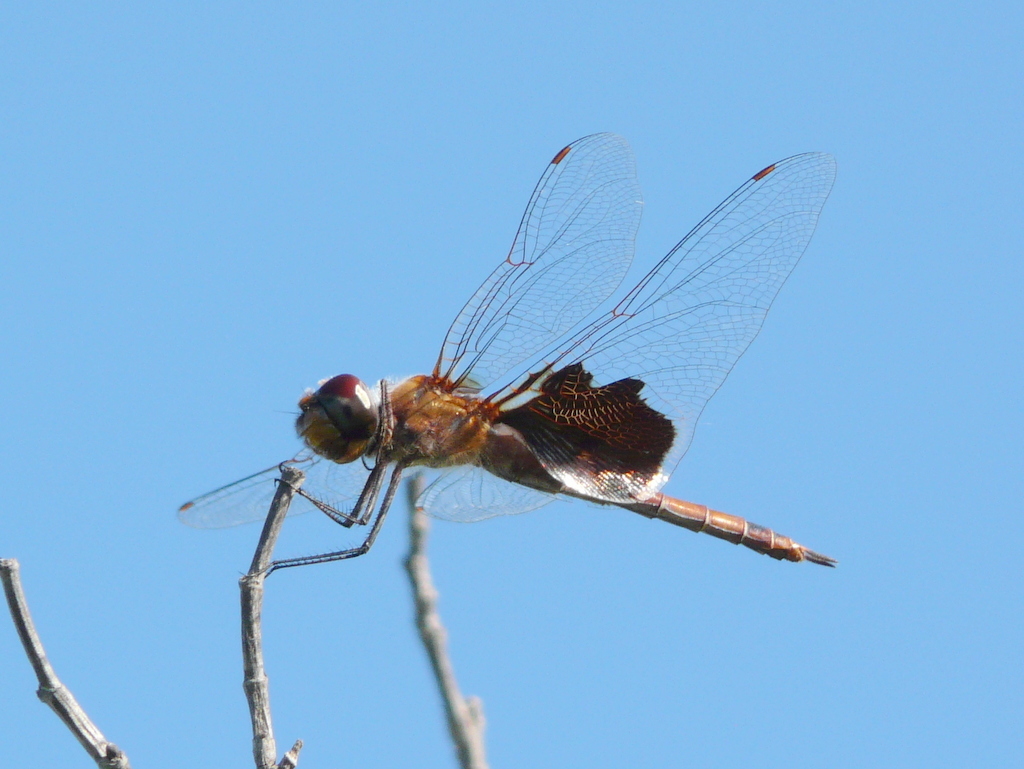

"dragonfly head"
[296,374,378,463]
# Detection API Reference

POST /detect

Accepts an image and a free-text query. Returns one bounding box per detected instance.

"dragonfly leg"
[347,383,394,528]
[295,488,363,527]
[266,462,407,574]
[298,457,389,529]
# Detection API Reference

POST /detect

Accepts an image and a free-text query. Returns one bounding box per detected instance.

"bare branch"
[1,558,131,769]
[240,465,306,769]
[278,739,304,769]
[403,475,489,769]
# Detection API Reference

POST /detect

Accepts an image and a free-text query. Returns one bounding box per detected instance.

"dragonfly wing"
[177,452,374,529]
[497,153,837,504]
[177,463,288,529]
[435,133,643,392]
[417,465,556,522]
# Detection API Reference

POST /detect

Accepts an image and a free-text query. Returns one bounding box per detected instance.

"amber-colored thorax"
[388,375,499,468]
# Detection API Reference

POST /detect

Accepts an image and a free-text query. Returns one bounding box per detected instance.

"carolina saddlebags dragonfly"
[180,133,837,571]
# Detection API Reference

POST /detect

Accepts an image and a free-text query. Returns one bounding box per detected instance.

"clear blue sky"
[2,2,1021,767]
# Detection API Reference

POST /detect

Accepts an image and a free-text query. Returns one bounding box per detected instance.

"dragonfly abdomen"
[625,495,836,566]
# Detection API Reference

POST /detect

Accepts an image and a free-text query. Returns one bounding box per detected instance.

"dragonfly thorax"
[296,374,378,463]
[389,375,495,468]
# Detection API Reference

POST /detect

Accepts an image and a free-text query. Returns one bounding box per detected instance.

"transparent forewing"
[177,462,285,529]
[417,465,556,522]
[435,133,643,392]
[177,452,373,528]
[518,153,837,502]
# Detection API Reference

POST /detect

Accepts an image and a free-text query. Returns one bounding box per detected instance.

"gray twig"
[240,464,306,769]
[278,739,304,769]
[0,558,131,769]
[404,475,489,769]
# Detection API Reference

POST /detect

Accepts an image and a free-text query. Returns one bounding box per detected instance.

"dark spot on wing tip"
[179,501,194,512]
[551,145,572,164]
[752,163,776,181]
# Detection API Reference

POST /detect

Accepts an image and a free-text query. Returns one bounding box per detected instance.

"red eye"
[314,375,378,441]
[317,374,363,401]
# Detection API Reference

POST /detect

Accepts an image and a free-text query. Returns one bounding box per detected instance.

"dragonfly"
[180,133,837,572]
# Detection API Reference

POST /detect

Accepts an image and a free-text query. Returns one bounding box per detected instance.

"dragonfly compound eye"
[314,374,378,442]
